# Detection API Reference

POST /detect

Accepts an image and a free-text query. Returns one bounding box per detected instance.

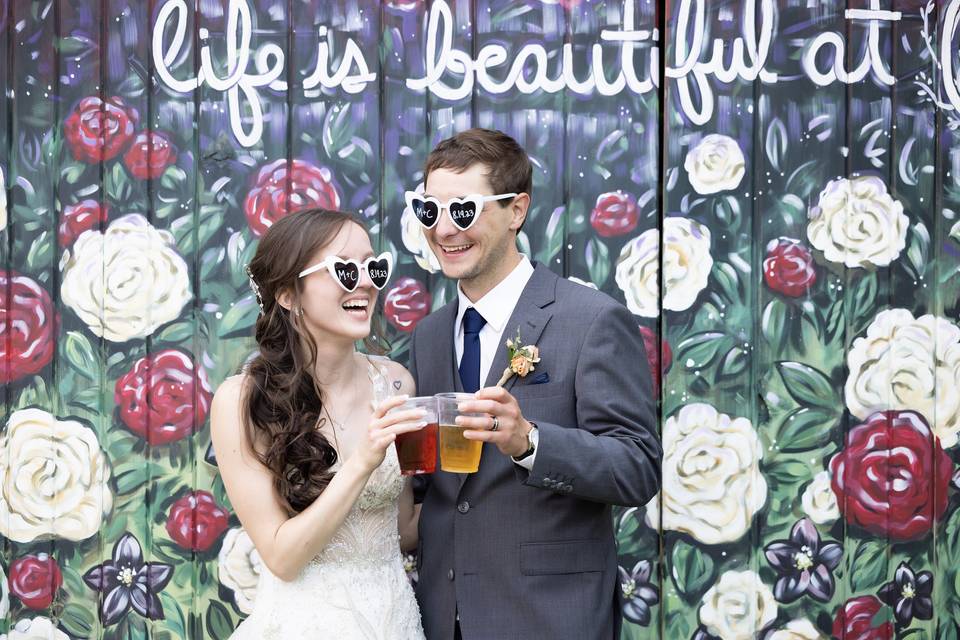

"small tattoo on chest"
[393,380,402,390]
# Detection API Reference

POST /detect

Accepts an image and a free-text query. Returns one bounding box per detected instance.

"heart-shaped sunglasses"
[404,191,517,231]
[298,252,393,292]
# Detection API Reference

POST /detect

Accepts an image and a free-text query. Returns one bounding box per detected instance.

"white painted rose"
[699,570,778,640]
[1,617,70,640]
[400,189,441,273]
[60,213,191,342]
[645,403,767,544]
[218,527,262,614]
[801,470,840,525]
[769,619,826,640]
[684,134,746,195]
[845,308,960,447]
[615,217,712,317]
[0,408,112,543]
[806,176,909,268]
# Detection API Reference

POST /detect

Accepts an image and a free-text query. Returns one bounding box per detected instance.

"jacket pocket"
[519,539,605,575]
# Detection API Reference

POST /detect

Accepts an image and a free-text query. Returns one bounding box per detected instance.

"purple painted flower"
[619,560,659,626]
[82,533,173,626]
[763,518,842,603]
[877,561,933,626]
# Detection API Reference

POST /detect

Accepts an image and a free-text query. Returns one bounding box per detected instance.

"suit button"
[457,501,470,514]
[447,569,455,581]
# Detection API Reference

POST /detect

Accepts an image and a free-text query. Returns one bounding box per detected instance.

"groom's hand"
[456,386,532,458]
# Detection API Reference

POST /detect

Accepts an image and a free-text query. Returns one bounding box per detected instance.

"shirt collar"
[455,256,535,335]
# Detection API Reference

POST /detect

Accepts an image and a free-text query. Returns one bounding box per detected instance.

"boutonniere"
[496,328,541,387]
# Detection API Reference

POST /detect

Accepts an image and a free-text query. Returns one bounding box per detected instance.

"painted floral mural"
[1,0,959,639]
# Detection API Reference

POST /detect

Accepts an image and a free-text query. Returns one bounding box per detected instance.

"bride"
[211,208,427,639]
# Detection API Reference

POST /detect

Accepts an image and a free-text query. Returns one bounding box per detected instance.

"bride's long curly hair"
[243,208,386,514]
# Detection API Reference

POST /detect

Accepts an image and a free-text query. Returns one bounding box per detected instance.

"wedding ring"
[491,416,500,432]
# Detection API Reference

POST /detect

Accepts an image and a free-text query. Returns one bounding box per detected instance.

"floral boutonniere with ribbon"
[496,328,541,386]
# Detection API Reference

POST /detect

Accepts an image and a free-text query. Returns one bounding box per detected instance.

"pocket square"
[529,372,550,385]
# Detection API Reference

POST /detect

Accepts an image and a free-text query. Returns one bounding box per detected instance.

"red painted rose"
[831,596,893,640]
[590,191,639,238]
[122,130,177,180]
[165,490,230,552]
[639,325,672,394]
[829,410,953,541]
[763,237,817,297]
[64,96,139,163]
[59,200,109,246]
[244,159,341,236]
[384,277,431,332]
[0,272,56,384]
[114,349,213,445]
[8,553,63,609]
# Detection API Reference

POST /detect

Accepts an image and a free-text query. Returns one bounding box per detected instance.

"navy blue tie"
[459,308,487,393]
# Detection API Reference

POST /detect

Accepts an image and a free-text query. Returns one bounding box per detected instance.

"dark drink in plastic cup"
[393,396,437,475]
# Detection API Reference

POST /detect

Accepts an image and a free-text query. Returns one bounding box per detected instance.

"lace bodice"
[229,357,424,640]
[310,446,404,568]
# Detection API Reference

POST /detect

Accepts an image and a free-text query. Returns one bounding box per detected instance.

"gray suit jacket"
[408,263,661,640]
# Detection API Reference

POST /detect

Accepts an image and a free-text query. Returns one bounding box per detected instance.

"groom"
[406,128,661,640]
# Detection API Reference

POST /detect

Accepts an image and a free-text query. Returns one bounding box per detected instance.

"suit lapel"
[458,263,557,494]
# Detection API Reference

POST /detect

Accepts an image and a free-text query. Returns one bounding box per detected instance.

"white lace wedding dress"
[230,359,425,640]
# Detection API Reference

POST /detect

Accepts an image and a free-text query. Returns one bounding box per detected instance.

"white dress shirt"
[454,256,539,469]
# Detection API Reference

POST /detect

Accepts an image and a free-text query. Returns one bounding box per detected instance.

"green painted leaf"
[156,321,195,344]
[765,117,788,172]
[60,602,96,638]
[538,206,565,265]
[108,161,134,202]
[676,331,729,371]
[713,196,742,228]
[159,591,187,638]
[59,35,95,55]
[717,346,749,380]
[937,619,960,640]
[776,407,838,453]
[904,222,931,281]
[587,237,610,287]
[712,262,742,305]
[201,247,226,280]
[664,604,695,639]
[62,330,99,377]
[776,361,838,411]
[762,298,788,345]
[849,273,878,334]
[217,294,260,339]
[765,459,812,486]
[850,539,889,592]
[670,539,716,599]
[160,165,188,193]
[26,230,53,271]
[824,299,844,343]
[206,600,236,640]
[944,506,960,552]
[61,160,87,184]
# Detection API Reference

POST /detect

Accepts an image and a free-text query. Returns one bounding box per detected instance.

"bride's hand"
[351,396,426,473]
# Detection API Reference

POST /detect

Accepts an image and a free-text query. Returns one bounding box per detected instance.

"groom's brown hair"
[424,128,533,201]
